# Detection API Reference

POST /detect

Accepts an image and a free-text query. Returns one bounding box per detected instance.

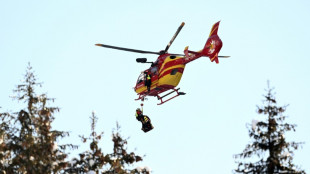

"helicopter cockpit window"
[136,72,145,84]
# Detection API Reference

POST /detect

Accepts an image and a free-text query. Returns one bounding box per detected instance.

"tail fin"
[209,21,220,37]
[201,21,222,63]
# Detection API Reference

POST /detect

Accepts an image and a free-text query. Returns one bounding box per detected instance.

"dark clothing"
[136,114,144,122]
[145,74,152,92]
[135,110,153,132]
[140,115,153,133]
[136,110,143,121]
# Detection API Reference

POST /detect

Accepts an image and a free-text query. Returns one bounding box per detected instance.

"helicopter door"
[150,66,159,82]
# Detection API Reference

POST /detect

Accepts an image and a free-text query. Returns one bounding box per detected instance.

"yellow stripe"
[144,117,148,122]
[209,25,218,37]
[150,80,159,87]
[135,80,159,94]
[210,53,218,62]
[158,72,183,87]
[158,56,183,74]
[159,64,185,77]
[164,56,182,63]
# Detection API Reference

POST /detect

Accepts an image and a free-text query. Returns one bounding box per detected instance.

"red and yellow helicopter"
[96,21,229,105]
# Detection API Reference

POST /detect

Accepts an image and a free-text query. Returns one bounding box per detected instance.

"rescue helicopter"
[95,21,229,105]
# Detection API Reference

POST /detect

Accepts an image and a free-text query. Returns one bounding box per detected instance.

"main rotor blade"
[95,44,161,55]
[218,56,230,58]
[164,22,185,53]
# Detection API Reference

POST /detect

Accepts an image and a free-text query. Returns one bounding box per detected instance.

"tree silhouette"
[0,63,75,173]
[65,113,151,174]
[0,63,151,173]
[65,111,110,173]
[106,122,150,174]
[234,84,305,174]
[0,108,15,173]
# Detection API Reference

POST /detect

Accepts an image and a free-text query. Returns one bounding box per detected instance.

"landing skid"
[135,88,186,105]
[157,88,186,105]
[135,94,147,101]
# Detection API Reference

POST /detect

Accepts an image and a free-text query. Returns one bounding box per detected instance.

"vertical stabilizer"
[209,21,220,37]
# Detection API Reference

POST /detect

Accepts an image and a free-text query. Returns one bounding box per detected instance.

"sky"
[1,0,310,173]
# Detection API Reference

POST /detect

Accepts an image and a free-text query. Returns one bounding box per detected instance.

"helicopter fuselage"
[134,31,224,102]
[134,54,185,97]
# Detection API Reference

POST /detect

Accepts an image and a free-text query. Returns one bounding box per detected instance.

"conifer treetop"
[234,84,305,174]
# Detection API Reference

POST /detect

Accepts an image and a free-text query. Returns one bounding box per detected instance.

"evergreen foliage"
[0,63,75,173]
[234,84,305,174]
[0,63,151,173]
[65,113,150,174]
[65,111,109,173]
[107,122,149,174]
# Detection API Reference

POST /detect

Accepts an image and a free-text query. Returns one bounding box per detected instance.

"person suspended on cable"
[135,107,144,122]
[135,104,154,132]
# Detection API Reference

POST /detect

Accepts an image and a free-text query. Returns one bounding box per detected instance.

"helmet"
[136,108,141,111]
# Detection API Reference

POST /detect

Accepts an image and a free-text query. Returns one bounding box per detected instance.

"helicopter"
[95,21,229,105]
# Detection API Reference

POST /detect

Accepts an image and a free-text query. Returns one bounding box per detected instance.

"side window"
[170,68,178,75]
[151,66,158,75]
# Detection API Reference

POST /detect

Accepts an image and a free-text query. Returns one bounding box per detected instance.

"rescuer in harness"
[135,104,154,133]
[144,71,152,92]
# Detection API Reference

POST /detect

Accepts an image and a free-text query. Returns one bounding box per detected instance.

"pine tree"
[106,122,150,174]
[0,63,75,173]
[65,113,150,174]
[65,111,110,173]
[234,84,305,174]
[0,108,16,173]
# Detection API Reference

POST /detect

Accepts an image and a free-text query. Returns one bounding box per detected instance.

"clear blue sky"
[1,0,310,173]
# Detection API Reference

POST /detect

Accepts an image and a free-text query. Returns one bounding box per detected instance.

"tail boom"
[183,21,223,64]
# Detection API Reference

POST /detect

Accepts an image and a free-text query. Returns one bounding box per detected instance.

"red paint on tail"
[183,21,223,64]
